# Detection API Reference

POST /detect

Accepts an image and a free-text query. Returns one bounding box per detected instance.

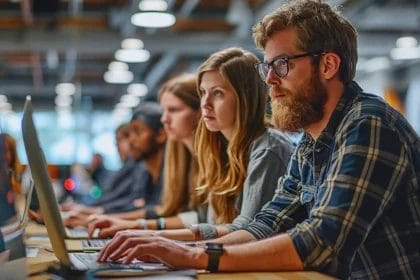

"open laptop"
[21,96,107,251]
[21,96,172,275]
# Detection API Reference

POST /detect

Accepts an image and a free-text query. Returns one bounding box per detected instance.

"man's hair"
[253,0,358,83]
[131,102,163,132]
[115,122,130,139]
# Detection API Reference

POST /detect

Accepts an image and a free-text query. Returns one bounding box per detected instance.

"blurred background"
[0,0,419,169]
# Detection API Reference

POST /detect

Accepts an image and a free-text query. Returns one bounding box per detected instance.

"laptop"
[21,96,173,275]
[21,96,107,251]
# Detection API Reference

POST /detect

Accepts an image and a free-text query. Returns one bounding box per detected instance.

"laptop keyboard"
[67,227,88,238]
[82,239,108,248]
[70,252,166,271]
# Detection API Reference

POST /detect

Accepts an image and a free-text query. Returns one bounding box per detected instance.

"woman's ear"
[319,53,341,80]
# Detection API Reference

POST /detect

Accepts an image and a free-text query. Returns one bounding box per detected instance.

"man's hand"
[97,229,158,261]
[98,232,207,269]
[87,216,139,238]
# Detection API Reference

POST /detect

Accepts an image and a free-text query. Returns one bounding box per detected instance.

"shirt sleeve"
[288,117,409,272]
[226,147,289,232]
[244,149,308,239]
[177,211,199,227]
[197,143,292,240]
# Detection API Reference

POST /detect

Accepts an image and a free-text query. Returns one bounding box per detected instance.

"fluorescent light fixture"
[390,46,420,60]
[0,95,8,103]
[55,95,72,107]
[120,94,141,107]
[127,83,148,96]
[139,0,168,11]
[115,49,150,63]
[362,57,391,72]
[55,83,76,96]
[104,70,134,84]
[0,103,12,111]
[131,12,176,28]
[112,107,131,121]
[108,61,129,71]
[396,36,418,48]
[121,38,144,49]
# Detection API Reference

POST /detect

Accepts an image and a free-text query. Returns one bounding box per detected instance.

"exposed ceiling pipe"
[20,0,33,26]
[30,53,44,92]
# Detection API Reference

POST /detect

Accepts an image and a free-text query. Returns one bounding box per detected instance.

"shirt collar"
[306,81,362,148]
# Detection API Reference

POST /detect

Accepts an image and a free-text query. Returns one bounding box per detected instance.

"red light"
[64,178,75,191]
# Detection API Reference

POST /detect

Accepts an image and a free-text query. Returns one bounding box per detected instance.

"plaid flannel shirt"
[245,82,420,279]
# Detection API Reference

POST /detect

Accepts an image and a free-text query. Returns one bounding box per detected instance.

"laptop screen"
[22,96,71,267]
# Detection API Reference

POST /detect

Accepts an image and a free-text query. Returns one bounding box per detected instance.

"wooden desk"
[25,222,335,279]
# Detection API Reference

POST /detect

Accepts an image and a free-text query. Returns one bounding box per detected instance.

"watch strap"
[205,243,223,272]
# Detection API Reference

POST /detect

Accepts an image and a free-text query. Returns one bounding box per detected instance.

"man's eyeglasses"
[254,52,325,81]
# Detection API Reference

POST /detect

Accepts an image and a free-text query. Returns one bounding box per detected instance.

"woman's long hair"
[195,47,268,223]
[157,73,202,217]
[1,133,25,193]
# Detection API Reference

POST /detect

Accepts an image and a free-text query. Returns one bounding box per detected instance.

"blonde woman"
[97,48,293,261]
[88,74,205,237]
[1,133,26,194]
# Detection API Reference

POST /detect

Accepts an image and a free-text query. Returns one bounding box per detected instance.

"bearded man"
[96,1,420,279]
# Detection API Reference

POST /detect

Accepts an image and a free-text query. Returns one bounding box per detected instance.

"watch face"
[205,243,223,254]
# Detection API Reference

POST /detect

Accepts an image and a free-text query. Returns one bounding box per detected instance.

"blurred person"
[93,47,293,242]
[0,133,26,194]
[115,123,131,162]
[88,73,207,237]
[87,153,111,190]
[96,1,420,279]
[63,103,166,227]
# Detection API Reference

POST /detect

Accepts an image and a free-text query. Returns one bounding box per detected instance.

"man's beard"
[131,139,162,161]
[270,71,327,132]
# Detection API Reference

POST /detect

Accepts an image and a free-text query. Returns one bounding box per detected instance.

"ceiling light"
[396,36,418,48]
[112,107,131,122]
[104,70,133,84]
[55,83,76,96]
[108,61,129,71]
[120,95,141,108]
[131,12,176,28]
[0,103,12,111]
[390,46,420,60]
[139,0,168,11]
[121,38,144,49]
[0,95,8,103]
[55,95,72,107]
[361,57,391,72]
[115,49,150,63]
[127,83,148,96]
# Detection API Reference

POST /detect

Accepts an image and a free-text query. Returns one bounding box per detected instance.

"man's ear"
[155,128,167,145]
[319,52,341,80]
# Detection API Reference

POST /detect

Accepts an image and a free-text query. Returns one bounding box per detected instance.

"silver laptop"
[21,96,108,252]
[21,96,170,274]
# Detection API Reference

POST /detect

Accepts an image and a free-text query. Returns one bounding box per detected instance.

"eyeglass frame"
[254,51,326,81]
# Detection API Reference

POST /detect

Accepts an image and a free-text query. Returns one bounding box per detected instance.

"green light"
[89,186,103,200]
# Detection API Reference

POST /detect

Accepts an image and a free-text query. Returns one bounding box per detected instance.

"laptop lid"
[21,96,71,267]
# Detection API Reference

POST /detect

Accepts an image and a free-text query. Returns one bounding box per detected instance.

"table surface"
[25,222,335,280]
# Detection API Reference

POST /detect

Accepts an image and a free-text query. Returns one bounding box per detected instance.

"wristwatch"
[204,243,224,272]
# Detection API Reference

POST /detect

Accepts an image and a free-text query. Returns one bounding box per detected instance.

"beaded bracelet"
[156,217,166,230]
[138,218,148,229]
